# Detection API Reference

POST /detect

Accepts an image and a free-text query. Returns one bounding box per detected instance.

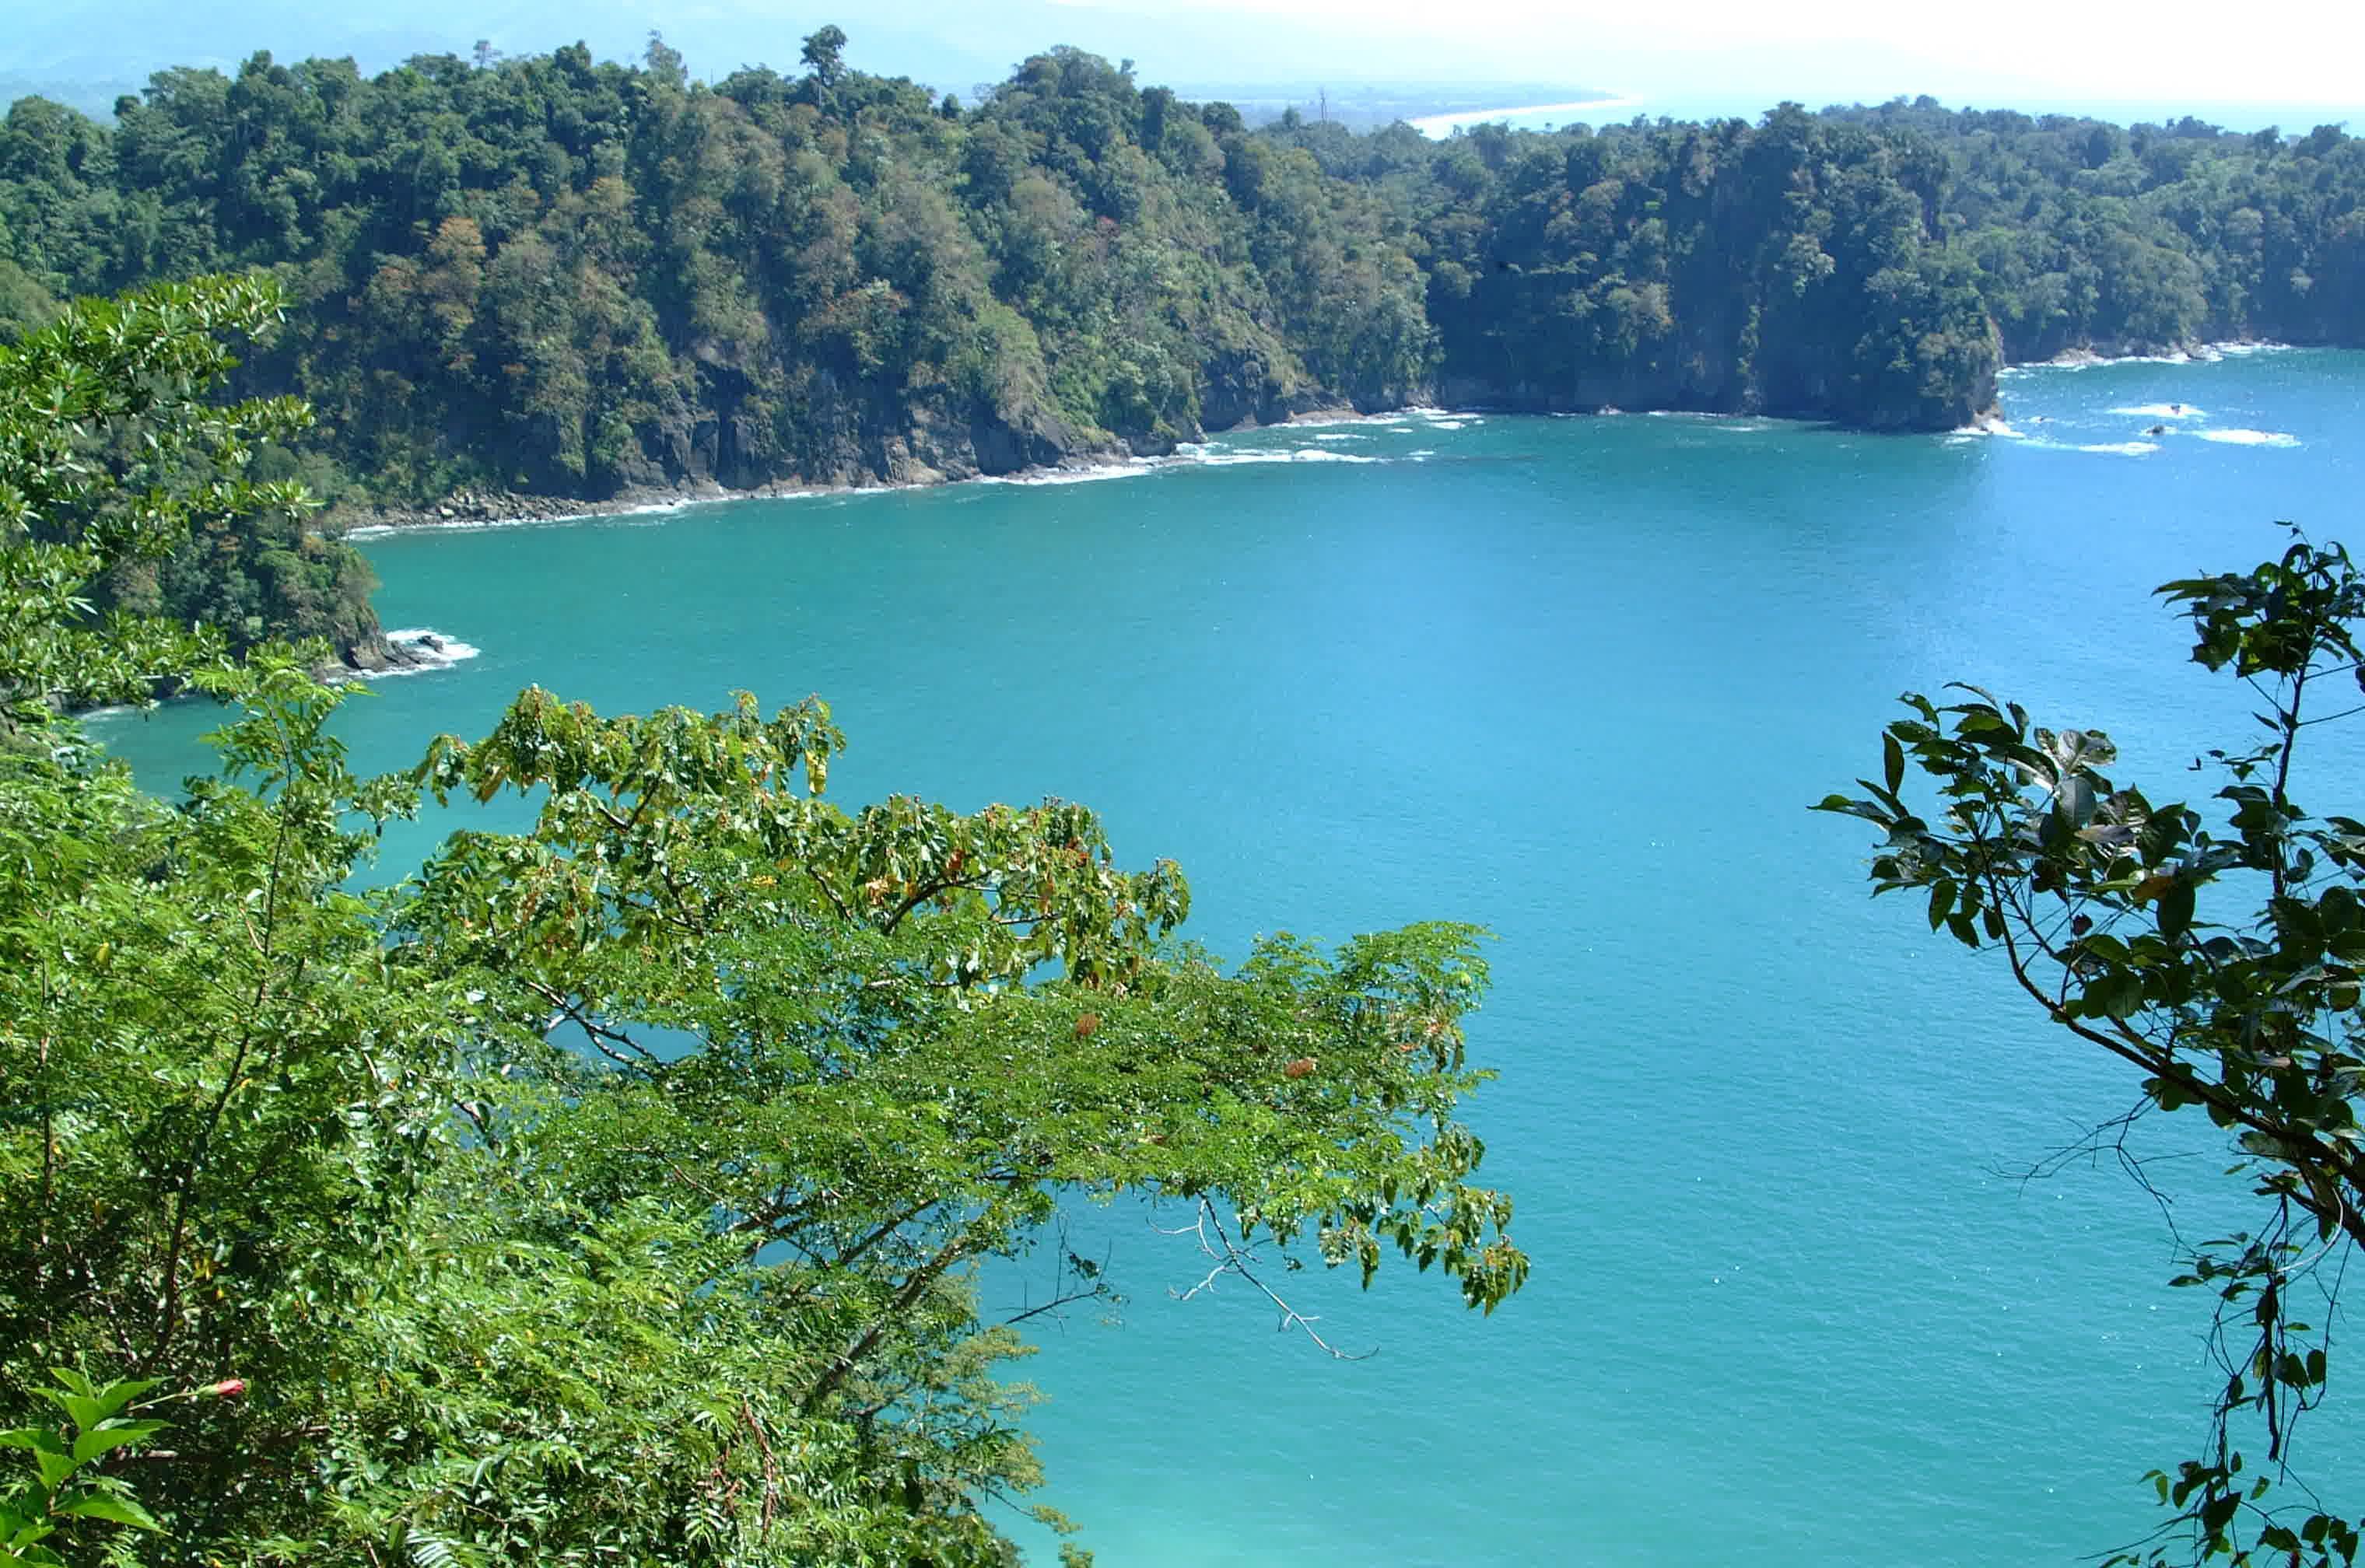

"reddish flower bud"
[204,1378,247,1399]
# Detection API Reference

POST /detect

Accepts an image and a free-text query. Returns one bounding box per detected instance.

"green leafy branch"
[0,1369,245,1564]
[1821,530,2365,1566]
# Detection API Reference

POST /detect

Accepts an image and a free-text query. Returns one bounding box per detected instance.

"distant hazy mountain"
[0,0,1596,114]
[9,0,1007,96]
[0,72,140,119]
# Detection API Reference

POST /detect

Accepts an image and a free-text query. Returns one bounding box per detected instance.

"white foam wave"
[370,628,483,678]
[2199,429,2300,447]
[2111,404,2204,418]
[1952,417,2024,439]
[976,460,1161,486]
[1427,419,1469,431]
[2013,436,2160,457]
[1192,447,1380,466]
[2015,339,2290,375]
[1312,432,1366,443]
[1277,411,1402,431]
[2044,350,2195,371]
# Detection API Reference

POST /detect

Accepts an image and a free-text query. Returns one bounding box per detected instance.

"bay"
[93,347,2365,1565]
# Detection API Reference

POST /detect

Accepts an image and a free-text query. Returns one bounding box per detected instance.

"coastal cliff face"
[1393,107,2006,432]
[615,367,1099,492]
[1430,330,2000,432]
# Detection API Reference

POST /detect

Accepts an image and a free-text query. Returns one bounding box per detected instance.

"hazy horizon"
[5,0,2360,132]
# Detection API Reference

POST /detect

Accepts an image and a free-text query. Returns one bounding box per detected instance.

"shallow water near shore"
[93,349,2365,1566]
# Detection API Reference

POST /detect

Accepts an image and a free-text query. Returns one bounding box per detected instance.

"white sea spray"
[367,628,484,677]
[2198,429,2301,447]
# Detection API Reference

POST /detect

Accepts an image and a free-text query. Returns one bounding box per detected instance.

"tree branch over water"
[1822,529,2365,1567]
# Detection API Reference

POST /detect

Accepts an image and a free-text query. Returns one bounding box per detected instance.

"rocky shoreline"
[324,467,1112,537]
[317,626,473,681]
[327,479,788,535]
[317,341,2298,546]
[321,406,1368,538]
[2041,335,2288,368]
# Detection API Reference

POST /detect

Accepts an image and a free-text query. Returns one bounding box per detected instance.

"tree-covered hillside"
[0,35,1431,509]
[2,35,2361,523]
[1265,97,2365,425]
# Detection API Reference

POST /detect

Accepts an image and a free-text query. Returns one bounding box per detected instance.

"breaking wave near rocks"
[373,628,483,676]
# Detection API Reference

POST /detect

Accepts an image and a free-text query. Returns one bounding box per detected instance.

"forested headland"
[2,30,2362,661]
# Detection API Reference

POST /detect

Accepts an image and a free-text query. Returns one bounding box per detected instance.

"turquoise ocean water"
[93,348,2365,1565]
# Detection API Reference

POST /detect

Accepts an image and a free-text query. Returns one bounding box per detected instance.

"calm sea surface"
[94,348,2365,1566]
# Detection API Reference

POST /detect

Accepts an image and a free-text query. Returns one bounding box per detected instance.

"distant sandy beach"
[1408,96,1645,136]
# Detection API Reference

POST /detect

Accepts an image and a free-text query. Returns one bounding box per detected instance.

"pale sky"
[1051,0,2365,114]
[9,0,2363,128]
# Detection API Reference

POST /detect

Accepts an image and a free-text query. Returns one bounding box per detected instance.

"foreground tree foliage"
[0,280,1525,1561]
[1823,534,2365,1565]
[0,275,380,722]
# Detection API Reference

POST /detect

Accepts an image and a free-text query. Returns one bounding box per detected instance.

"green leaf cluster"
[0,1370,169,1566]
[1823,532,2365,1566]
[0,274,380,722]
[0,278,1526,1563]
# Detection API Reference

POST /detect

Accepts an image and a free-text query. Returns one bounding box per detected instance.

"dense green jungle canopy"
[1,30,2360,657]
